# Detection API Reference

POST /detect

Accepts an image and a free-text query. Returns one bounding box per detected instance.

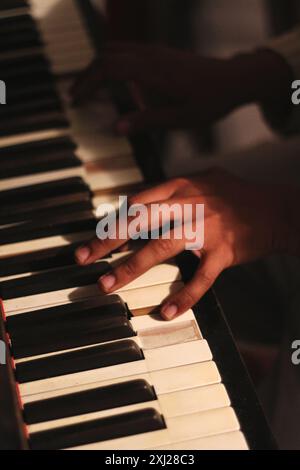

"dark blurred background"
[92,0,300,389]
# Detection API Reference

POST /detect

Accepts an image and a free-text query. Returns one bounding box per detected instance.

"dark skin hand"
[73,43,297,319]
[71,42,293,134]
[75,170,300,320]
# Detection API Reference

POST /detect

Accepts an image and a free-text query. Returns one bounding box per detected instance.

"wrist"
[229,49,293,109]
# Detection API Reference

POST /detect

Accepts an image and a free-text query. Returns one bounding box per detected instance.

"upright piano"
[0,0,276,450]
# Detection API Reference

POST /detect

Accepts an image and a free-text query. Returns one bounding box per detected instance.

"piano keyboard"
[0,0,275,451]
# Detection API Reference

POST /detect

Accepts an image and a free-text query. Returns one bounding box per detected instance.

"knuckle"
[121,259,138,278]
[181,287,198,307]
[199,270,214,288]
[175,177,189,188]
[89,238,104,253]
[154,238,175,257]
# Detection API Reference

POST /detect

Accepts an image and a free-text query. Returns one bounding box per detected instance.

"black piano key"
[0,30,42,53]
[24,380,155,425]
[1,154,81,180]
[16,339,143,383]
[0,199,93,226]
[10,304,135,358]
[7,295,126,331]
[0,198,93,225]
[6,70,55,91]
[0,135,77,158]
[0,176,90,205]
[0,242,90,277]
[0,1,28,10]
[11,316,135,358]
[29,408,165,450]
[0,98,63,121]
[0,111,69,137]
[0,53,48,72]
[0,261,110,299]
[1,59,50,81]
[0,14,35,32]
[0,211,97,246]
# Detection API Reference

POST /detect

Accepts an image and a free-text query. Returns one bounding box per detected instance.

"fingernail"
[99,273,116,292]
[75,246,91,264]
[161,303,178,320]
[116,120,131,135]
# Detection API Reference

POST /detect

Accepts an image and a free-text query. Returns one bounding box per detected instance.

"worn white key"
[23,361,221,404]
[132,309,202,349]
[152,431,248,450]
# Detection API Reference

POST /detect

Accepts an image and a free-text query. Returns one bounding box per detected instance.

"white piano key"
[28,401,162,434]
[140,320,200,350]
[0,230,94,259]
[4,281,184,316]
[30,0,95,74]
[166,407,240,443]
[20,360,148,397]
[28,383,230,434]
[85,167,143,192]
[131,309,193,330]
[66,407,240,450]
[0,129,69,149]
[118,282,184,311]
[76,136,133,164]
[0,8,29,20]
[0,161,143,191]
[151,362,221,394]
[66,429,170,451]
[15,336,143,364]
[151,431,248,450]
[159,384,230,417]
[144,340,212,370]
[19,340,211,397]
[0,166,84,191]
[23,361,221,404]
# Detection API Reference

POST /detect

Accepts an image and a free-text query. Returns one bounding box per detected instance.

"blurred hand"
[75,170,289,320]
[70,42,254,134]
